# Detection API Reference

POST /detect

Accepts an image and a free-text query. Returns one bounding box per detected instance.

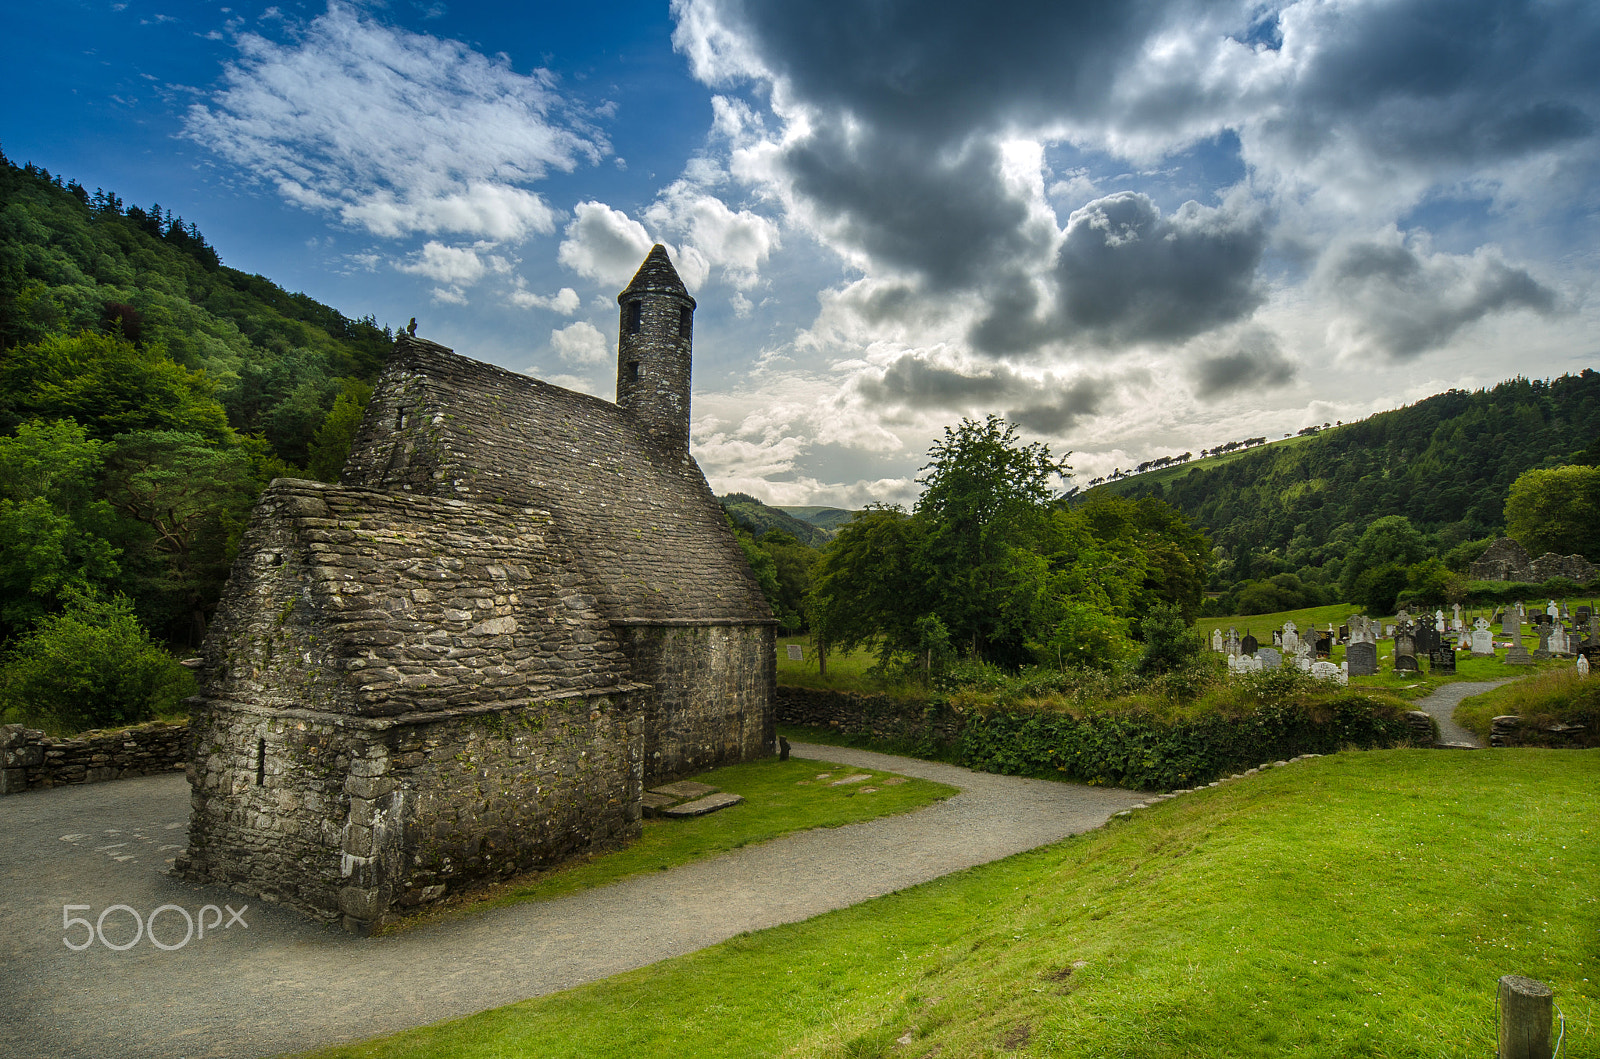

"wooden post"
[1498,975,1552,1059]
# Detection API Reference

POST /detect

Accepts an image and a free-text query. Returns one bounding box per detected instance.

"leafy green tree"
[0,330,232,443]
[1338,515,1430,603]
[1505,465,1600,559]
[101,431,257,643]
[0,419,124,635]
[1031,601,1133,670]
[808,506,931,661]
[308,377,373,482]
[1134,603,1204,676]
[915,415,1068,662]
[0,591,194,733]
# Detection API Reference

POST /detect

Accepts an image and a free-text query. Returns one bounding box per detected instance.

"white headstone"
[787,645,804,661]
[1548,599,1560,618]
[1434,609,1445,633]
[1579,654,1591,677]
[1211,629,1224,653]
[1470,617,1494,656]
[1282,621,1299,654]
[1311,660,1344,685]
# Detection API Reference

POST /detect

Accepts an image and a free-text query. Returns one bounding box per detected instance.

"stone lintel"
[609,617,779,628]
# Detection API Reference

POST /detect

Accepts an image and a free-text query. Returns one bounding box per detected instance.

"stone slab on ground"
[649,780,718,799]
[830,774,873,786]
[661,791,745,818]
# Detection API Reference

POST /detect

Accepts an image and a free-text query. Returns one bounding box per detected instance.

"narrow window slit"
[256,738,266,786]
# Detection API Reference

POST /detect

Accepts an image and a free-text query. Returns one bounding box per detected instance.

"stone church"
[176,246,776,932]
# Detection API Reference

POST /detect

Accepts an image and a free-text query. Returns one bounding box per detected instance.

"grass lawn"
[386,755,956,930]
[298,749,1598,1058]
[1455,669,1600,745]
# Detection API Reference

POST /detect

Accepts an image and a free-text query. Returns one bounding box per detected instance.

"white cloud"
[643,181,780,289]
[185,2,603,240]
[396,241,511,286]
[509,282,581,313]
[557,201,655,285]
[550,320,611,365]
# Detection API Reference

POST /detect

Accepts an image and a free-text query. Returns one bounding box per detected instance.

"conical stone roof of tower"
[619,244,695,307]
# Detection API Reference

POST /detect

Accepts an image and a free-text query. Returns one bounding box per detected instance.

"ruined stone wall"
[0,721,188,795]
[614,621,776,784]
[180,688,642,929]
[1529,552,1598,582]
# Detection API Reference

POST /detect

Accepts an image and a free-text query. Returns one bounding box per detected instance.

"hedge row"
[777,687,1423,790]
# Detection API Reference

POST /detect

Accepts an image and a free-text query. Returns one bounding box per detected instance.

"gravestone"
[1240,632,1258,656]
[1211,629,1224,653]
[1429,646,1457,674]
[1225,627,1241,657]
[1310,660,1344,684]
[1315,632,1333,657]
[1434,609,1446,633]
[1338,623,1349,642]
[1548,599,1560,619]
[1282,621,1300,654]
[1505,633,1534,666]
[1576,605,1591,624]
[1256,647,1282,669]
[1549,624,1570,656]
[1502,608,1520,636]
[1393,625,1419,673]
[1580,655,1591,677]
[787,645,804,662]
[1471,617,1495,656]
[1345,640,1378,676]
[1273,630,1283,647]
[1452,603,1463,631]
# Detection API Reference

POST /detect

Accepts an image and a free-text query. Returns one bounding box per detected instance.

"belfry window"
[626,300,642,335]
[627,361,640,382]
[678,305,692,336]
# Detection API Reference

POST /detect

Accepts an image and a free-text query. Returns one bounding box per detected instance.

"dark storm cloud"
[1009,378,1109,434]
[968,192,1268,355]
[1191,329,1296,398]
[1323,238,1556,360]
[858,354,1108,434]
[1271,0,1600,171]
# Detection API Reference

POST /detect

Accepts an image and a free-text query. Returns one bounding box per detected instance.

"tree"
[1339,515,1429,603]
[914,415,1068,662]
[0,419,124,636]
[307,377,373,482]
[1504,465,1600,559]
[0,591,194,733]
[808,506,931,661]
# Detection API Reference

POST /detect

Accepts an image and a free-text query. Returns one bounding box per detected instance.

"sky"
[6,0,1599,507]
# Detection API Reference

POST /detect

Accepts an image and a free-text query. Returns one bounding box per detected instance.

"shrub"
[1135,603,1205,677]
[0,592,195,733]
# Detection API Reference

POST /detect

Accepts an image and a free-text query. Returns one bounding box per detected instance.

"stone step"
[660,791,745,818]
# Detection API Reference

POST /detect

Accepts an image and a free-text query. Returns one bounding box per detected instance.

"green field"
[300,749,1598,1058]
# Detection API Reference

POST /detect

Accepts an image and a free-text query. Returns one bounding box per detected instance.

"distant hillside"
[0,149,392,467]
[719,494,832,548]
[1098,372,1600,565]
[776,506,857,533]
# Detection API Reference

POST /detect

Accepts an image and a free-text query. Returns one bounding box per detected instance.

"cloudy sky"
[9,0,1598,505]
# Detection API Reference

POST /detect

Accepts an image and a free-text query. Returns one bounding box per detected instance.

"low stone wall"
[776,686,965,748]
[1490,714,1596,748]
[0,720,189,794]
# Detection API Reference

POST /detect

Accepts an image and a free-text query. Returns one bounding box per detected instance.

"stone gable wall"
[201,478,631,718]
[0,721,188,795]
[614,622,776,784]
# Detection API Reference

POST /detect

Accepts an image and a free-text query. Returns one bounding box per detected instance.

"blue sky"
[7,0,1599,506]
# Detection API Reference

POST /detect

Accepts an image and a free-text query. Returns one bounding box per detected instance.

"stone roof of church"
[618,244,695,307]
[341,337,770,625]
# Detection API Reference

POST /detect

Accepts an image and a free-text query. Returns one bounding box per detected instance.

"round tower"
[616,245,695,450]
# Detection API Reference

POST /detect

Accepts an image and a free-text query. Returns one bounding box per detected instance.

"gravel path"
[0,743,1144,1059]
[1411,678,1518,747]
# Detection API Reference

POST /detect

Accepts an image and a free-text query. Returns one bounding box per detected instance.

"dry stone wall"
[0,721,188,794]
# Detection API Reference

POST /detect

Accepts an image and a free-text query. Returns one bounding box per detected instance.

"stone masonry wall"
[775,687,967,749]
[180,688,642,929]
[616,621,776,785]
[0,720,188,795]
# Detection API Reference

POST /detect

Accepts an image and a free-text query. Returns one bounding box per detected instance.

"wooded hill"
[1097,372,1600,579]
[719,493,835,549]
[0,149,393,650]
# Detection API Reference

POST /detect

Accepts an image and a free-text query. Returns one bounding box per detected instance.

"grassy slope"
[300,749,1598,1059]
[1086,433,1314,494]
